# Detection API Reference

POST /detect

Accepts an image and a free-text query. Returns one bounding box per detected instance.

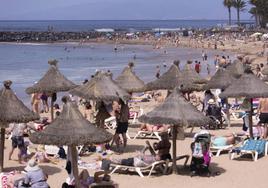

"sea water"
[0,20,240,32]
[0,42,233,106]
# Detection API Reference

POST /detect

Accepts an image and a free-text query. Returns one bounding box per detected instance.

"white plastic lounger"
[110,155,189,177]
[133,131,162,140]
[110,160,169,177]
[210,145,234,157]
[133,129,170,141]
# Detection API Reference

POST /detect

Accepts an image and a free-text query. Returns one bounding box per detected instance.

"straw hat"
[25,159,40,172]
[207,99,216,105]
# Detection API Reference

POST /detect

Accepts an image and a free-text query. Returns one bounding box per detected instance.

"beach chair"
[110,160,169,177]
[210,145,234,157]
[229,139,268,161]
[129,108,144,124]
[133,128,171,141]
[110,155,189,177]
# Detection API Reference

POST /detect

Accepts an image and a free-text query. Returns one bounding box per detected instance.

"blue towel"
[240,139,266,155]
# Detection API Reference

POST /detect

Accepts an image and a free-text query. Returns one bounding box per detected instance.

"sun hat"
[25,159,40,172]
[207,99,216,105]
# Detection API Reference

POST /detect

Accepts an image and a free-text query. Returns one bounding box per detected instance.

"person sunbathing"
[81,170,112,186]
[33,145,50,163]
[107,133,171,167]
[140,123,170,133]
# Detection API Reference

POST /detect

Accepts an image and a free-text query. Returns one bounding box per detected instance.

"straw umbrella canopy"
[225,60,245,78]
[139,88,211,174]
[30,96,113,188]
[220,70,268,138]
[115,64,145,93]
[25,60,76,120]
[0,80,39,172]
[204,68,236,90]
[145,64,182,91]
[69,72,130,102]
[178,62,207,94]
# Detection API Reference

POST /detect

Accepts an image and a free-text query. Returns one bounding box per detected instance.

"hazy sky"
[0,0,252,20]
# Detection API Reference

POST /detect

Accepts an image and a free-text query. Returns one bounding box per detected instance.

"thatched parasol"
[220,70,268,138]
[225,60,245,78]
[69,72,130,102]
[177,62,207,95]
[139,88,211,174]
[180,62,207,84]
[30,96,112,188]
[115,64,145,93]
[25,60,76,120]
[204,68,236,90]
[145,64,182,91]
[0,80,39,172]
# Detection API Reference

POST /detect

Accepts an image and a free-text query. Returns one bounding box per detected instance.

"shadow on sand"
[4,164,62,176]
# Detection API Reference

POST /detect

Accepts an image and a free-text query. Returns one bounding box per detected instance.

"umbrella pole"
[172,125,177,174]
[51,97,54,121]
[249,98,253,139]
[70,146,80,188]
[0,128,5,172]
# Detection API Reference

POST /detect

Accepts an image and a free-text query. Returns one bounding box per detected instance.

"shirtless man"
[257,98,268,138]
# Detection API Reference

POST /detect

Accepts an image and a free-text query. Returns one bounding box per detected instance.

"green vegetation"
[222,0,268,27]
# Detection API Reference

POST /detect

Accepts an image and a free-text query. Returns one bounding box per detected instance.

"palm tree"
[249,0,268,28]
[232,0,247,26]
[249,7,258,26]
[223,0,233,25]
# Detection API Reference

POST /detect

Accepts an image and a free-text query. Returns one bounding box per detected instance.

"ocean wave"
[152,28,182,32]
[94,28,115,32]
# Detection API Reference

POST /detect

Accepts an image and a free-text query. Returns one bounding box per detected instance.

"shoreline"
[0,35,265,64]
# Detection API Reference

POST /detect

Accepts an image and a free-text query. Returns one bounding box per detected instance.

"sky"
[0,0,252,20]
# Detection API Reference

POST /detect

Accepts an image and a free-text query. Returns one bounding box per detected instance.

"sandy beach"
[3,118,268,188]
[1,31,268,188]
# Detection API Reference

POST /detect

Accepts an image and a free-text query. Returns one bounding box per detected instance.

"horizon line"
[0,19,254,22]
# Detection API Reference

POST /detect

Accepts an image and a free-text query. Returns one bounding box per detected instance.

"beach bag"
[192,142,203,158]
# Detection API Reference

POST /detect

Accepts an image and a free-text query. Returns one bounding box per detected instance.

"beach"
[3,117,268,188]
[1,27,268,188]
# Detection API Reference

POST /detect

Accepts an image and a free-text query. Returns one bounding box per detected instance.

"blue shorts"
[212,137,227,147]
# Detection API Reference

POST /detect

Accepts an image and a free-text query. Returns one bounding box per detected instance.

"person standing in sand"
[31,92,41,114]
[114,99,129,152]
[7,123,28,164]
[257,98,268,138]
[40,92,49,113]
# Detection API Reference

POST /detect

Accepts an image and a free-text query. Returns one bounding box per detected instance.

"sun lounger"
[210,145,234,157]
[110,155,189,177]
[110,160,169,177]
[229,139,268,161]
[129,108,144,124]
[133,129,170,141]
